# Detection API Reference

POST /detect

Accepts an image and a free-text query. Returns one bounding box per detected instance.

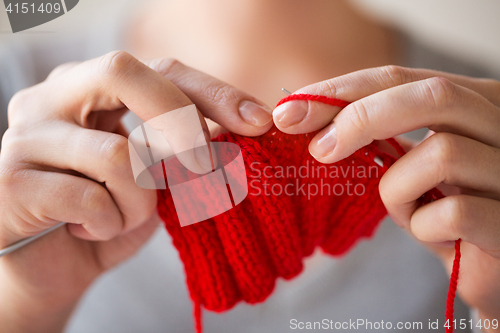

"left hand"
[0,52,273,332]
[273,65,500,328]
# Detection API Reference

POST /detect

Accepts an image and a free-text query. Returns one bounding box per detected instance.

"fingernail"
[238,100,272,127]
[273,100,308,128]
[309,124,337,158]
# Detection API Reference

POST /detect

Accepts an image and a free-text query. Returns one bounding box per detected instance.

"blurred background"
[0,2,496,330]
[1,0,499,75]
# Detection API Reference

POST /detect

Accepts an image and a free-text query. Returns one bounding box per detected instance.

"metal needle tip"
[0,222,66,258]
[281,88,292,96]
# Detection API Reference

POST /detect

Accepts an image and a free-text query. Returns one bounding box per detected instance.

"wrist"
[0,264,80,333]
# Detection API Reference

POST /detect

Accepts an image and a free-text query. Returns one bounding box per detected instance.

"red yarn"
[446,239,462,333]
[194,300,202,333]
[156,94,461,333]
[385,137,408,157]
[276,93,350,109]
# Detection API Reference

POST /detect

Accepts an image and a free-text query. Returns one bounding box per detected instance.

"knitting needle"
[1,87,385,258]
[373,156,384,167]
[280,88,384,167]
[0,222,66,258]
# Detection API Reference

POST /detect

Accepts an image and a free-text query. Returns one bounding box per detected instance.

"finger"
[11,52,212,174]
[205,118,228,138]
[379,133,500,227]
[21,52,271,173]
[70,52,215,173]
[92,213,161,270]
[30,51,192,124]
[46,62,80,81]
[3,123,157,233]
[308,76,500,163]
[0,168,123,242]
[411,195,500,257]
[125,117,227,168]
[273,66,500,134]
[144,58,273,136]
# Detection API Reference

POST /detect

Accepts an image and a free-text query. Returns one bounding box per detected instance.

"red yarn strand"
[445,239,462,333]
[385,137,408,157]
[275,93,350,109]
[194,301,203,333]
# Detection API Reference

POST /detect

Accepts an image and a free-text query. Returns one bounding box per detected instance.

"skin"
[0,0,499,331]
[0,54,273,332]
[274,67,500,330]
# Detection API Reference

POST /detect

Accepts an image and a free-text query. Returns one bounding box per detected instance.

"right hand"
[0,51,273,332]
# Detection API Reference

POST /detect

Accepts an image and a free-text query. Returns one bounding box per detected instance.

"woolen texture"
[156,94,458,333]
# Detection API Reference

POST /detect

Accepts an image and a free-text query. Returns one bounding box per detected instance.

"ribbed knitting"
[155,94,455,333]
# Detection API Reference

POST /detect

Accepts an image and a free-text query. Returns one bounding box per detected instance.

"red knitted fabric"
[155,94,459,333]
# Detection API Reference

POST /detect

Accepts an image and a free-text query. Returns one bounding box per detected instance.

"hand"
[273,65,500,330]
[0,51,273,332]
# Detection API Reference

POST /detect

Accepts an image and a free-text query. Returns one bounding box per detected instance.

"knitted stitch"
[155,94,460,333]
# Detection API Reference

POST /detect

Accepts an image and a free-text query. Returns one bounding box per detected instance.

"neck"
[129,0,401,105]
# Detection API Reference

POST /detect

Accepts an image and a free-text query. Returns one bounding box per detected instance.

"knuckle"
[47,62,79,80]
[0,164,20,190]
[380,65,414,87]
[426,133,459,179]
[318,80,338,98]
[98,50,137,78]
[81,182,109,213]
[442,196,471,238]
[0,128,26,162]
[346,99,370,133]
[423,76,459,109]
[7,88,32,122]
[206,83,238,105]
[149,58,182,76]
[124,193,157,232]
[99,134,130,171]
